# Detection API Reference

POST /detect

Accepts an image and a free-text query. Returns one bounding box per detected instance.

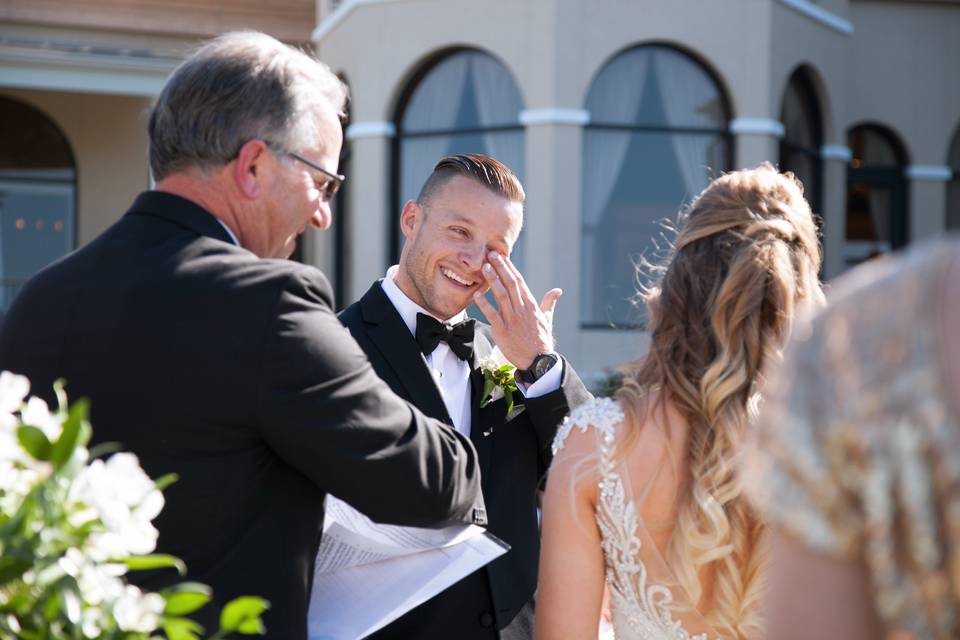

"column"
[729,117,783,168]
[905,164,952,241]
[518,107,588,368]
[342,121,395,304]
[820,144,851,279]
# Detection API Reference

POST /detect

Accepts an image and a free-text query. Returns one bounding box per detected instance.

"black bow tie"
[415,313,475,362]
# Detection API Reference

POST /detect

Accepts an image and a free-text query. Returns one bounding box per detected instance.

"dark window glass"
[0,97,76,314]
[779,69,823,214]
[947,126,960,231]
[845,124,908,267]
[581,45,731,328]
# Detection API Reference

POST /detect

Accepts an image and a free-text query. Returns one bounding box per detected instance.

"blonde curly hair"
[615,163,824,638]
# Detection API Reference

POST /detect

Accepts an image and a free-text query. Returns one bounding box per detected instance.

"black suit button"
[479,612,494,628]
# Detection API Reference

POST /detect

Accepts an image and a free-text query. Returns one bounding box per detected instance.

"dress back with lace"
[554,398,722,640]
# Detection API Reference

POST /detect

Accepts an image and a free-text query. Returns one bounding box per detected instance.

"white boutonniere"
[478,347,519,412]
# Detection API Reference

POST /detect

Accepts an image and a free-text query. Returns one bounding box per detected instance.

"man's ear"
[399,200,421,242]
[233,139,271,200]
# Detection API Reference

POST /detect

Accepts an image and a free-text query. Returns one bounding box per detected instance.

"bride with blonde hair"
[536,164,824,639]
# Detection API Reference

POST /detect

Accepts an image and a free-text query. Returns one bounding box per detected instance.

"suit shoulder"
[337,298,362,328]
[234,259,335,310]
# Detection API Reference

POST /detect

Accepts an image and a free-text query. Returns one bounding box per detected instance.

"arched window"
[0,97,76,314]
[948,125,960,230]
[845,124,908,267]
[393,49,525,264]
[780,69,823,213]
[581,44,731,328]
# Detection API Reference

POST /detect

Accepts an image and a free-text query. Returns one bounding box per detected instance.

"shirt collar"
[216,219,240,246]
[380,265,468,338]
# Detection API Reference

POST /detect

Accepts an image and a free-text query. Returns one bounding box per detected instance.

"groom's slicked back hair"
[147,30,348,181]
[416,154,525,211]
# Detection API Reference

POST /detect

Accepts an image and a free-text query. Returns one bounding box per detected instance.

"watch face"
[534,354,558,378]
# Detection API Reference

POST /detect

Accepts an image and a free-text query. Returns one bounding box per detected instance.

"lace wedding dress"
[553,398,722,640]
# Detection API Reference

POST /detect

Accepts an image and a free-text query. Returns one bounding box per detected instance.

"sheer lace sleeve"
[552,396,623,456]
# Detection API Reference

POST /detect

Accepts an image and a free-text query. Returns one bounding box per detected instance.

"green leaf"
[122,554,186,576]
[504,389,514,414]
[16,426,52,461]
[481,376,495,401]
[219,596,269,634]
[162,616,205,640]
[87,441,123,460]
[42,589,62,621]
[50,400,89,467]
[497,364,514,374]
[0,557,32,585]
[163,584,211,615]
[154,473,179,492]
[52,378,68,413]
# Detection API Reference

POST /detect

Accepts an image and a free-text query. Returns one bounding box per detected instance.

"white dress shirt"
[216,219,240,246]
[380,265,562,438]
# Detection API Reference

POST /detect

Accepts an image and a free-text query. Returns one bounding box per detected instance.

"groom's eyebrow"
[447,214,476,227]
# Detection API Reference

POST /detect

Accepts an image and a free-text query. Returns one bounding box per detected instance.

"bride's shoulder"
[552,396,625,456]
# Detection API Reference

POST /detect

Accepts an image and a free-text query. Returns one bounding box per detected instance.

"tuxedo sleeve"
[253,267,485,527]
[520,357,593,477]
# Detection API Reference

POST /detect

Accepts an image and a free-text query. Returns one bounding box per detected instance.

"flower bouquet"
[0,371,268,639]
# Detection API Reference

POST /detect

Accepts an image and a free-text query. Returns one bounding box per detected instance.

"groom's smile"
[395,174,523,320]
[441,266,477,288]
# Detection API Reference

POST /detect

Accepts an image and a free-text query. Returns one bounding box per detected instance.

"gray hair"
[147,31,347,180]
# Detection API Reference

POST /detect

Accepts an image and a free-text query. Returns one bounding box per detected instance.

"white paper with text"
[307,496,508,639]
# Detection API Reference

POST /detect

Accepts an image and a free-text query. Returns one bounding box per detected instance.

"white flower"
[113,585,164,632]
[21,396,63,441]
[478,346,511,374]
[68,452,164,558]
[0,371,29,414]
[81,607,105,639]
[58,548,126,606]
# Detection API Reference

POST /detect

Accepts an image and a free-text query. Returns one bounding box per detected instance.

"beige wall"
[314,0,959,377]
[848,1,960,162]
[1,88,151,245]
[849,1,960,241]
[316,0,788,374]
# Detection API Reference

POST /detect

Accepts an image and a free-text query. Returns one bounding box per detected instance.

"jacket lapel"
[469,331,496,481]
[358,283,454,426]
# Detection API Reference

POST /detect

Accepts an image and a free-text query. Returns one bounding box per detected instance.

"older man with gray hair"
[0,31,485,639]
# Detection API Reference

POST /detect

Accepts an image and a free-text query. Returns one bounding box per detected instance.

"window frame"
[580,44,733,330]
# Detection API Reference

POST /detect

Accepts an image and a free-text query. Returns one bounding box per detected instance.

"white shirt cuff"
[518,357,564,399]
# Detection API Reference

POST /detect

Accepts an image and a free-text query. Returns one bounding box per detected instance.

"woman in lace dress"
[536,164,824,640]
[743,239,960,639]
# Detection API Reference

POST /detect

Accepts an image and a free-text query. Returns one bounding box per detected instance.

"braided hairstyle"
[615,163,823,638]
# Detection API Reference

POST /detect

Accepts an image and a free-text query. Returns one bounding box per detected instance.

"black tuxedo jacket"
[339,282,591,639]
[0,192,485,639]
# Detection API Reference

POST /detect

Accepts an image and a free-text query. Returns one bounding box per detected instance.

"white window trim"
[821,145,852,162]
[345,121,397,140]
[313,0,402,41]
[729,118,785,139]
[0,39,176,96]
[904,165,953,182]
[518,108,590,126]
[776,0,854,35]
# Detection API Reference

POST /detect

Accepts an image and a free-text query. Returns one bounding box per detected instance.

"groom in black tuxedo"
[340,154,590,639]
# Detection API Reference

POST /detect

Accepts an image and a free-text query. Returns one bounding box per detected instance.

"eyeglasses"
[287,151,345,201]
